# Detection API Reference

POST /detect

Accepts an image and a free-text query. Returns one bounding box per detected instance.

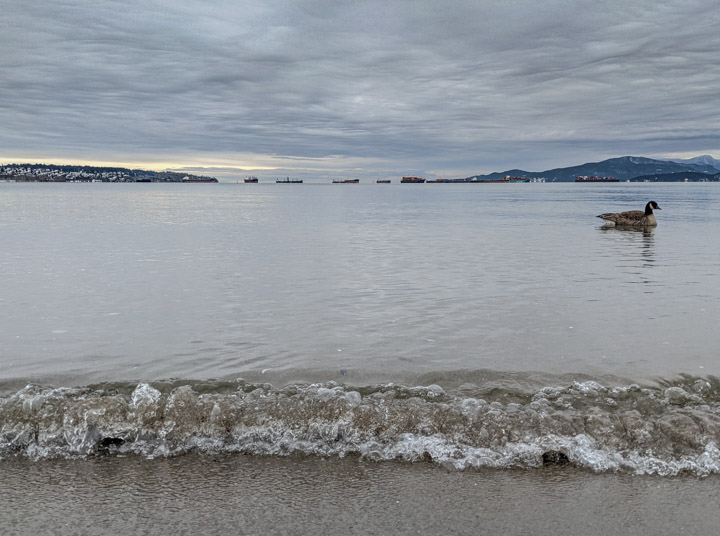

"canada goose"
[597,201,661,227]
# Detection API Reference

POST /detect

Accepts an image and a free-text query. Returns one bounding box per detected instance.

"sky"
[1,0,719,181]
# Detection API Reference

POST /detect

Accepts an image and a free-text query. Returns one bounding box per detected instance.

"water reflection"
[598,226,656,288]
[2,183,719,383]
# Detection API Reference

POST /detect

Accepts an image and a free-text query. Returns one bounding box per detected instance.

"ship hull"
[575,176,619,183]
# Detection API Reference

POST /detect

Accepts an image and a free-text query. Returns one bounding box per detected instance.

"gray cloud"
[1,0,719,180]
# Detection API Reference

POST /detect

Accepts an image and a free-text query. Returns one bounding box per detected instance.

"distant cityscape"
[0,163,217,183]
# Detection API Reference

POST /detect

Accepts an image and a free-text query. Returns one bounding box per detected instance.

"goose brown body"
[597,201,661,227]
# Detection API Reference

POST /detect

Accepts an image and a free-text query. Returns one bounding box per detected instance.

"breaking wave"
[3,376,720,476]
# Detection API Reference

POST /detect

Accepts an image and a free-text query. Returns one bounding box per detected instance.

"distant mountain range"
[665,155,720,169]
[467,156,720,182]
[0,163,218,183]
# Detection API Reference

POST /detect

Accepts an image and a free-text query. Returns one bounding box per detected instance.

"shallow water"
[1,182,718,386]
[1,182,720,476]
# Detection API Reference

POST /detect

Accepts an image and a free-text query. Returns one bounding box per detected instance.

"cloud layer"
[2,0,719,180]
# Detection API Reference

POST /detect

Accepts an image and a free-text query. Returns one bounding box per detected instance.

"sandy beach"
[2,453,720,535]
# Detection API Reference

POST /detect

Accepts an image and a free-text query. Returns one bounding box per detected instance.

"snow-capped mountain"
[664,155,720,171]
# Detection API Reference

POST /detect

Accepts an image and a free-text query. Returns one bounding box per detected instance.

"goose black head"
[645,201,661,214]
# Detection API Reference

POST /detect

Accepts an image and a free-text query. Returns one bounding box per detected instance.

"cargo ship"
[376,179,391,184]
[575,176,619,182]
[276,177,303,184]
[244,176,258,183]
[182,177,219,183]
[401,176,425,183]
[332,178,359,183]
[473,176,531,183]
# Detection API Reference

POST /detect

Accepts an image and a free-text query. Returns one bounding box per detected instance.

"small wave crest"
[2,377,720,476]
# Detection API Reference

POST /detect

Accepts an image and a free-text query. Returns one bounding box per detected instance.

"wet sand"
[2,454,720,535]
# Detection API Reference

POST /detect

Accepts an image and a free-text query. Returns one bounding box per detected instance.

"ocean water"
[1,182,720,478]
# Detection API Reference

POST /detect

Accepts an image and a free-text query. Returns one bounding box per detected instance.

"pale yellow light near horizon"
[0,156,281,173]
[0,152,399,176]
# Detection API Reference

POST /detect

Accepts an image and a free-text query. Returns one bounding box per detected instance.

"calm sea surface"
[1,182,718,387]
[3,180,720,524]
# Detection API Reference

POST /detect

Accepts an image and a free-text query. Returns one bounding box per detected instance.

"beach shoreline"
[2,453,720,535]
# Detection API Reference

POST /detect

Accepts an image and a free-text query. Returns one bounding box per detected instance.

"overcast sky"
[2,0,718,181]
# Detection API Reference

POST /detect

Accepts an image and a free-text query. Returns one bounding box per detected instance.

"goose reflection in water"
[598,226,657,288]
